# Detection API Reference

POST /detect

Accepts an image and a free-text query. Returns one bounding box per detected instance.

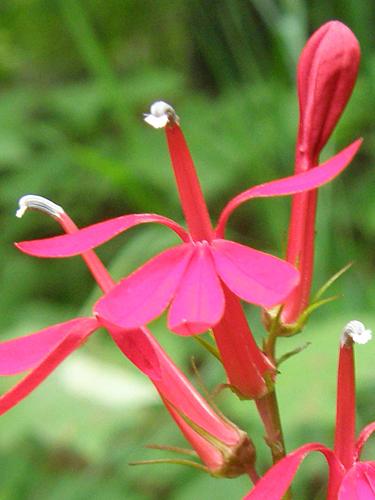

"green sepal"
[276,342,311,367]
[312,261,352,303]
[288,295,340,336]
[145,443,198,457]
[167,399,232,455]
[193,334,222,362]
[212,383,251,401]
[262,262,352,338]
[129,458,209,473]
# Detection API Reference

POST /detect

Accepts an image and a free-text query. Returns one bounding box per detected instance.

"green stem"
[263,306,283,362]
[245,463,260,485]
[258,317,292,498]
[255,389,292,500]
[255,390,286,464]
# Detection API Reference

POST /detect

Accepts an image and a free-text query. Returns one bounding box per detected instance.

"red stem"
[255,390,286,464]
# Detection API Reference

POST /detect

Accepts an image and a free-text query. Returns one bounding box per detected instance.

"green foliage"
[0,1,374,498]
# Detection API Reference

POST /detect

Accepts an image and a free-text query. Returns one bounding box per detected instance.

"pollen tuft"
[144,101,179,129]
[342,320,372,345]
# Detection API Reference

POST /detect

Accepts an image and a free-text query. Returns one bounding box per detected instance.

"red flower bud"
[297,20,360,166]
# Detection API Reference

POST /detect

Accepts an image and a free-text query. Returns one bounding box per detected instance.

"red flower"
[243,431,375,500]
[4,195,258,479]
[244,321,374,499]
[16,105,360,399]
[16,117,360,337]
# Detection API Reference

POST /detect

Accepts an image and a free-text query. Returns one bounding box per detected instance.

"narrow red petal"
[165,123,214,242]
[168,244,225,335]
[95,244,194,330]
[16,213,189,258]
[216,139,362,237]
[211,239,299,308]
[0,318,96,375]
[0,317,98,415]
[355,422,375,461]
[244,443,345,500]
[339,462,375,500]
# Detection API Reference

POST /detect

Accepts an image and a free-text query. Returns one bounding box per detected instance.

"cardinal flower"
[5,195,258,481]
[16,105,361,338]
[244,321,375,499]
[16,103,360,401]
[283,21,361,324]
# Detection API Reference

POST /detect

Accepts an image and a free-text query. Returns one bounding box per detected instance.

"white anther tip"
[144,101,179,129]
[16,195,64,219]
[16,205,27,219]
[342,320,372,345]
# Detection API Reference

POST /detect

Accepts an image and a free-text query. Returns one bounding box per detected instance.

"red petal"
[95,244,194,329]
[107,326,161,381]
[211,239,299,308]
[355,422,375,461]
[16,213,189,258]
[0,317,98,415]
[168,244,225,335]
[165,123,214,242]
[216,139,362,237]
[0,317,97,375]
[244,443,345,500]
[339,462,375,500]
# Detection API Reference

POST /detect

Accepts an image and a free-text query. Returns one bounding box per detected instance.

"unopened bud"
[297,21,360,163]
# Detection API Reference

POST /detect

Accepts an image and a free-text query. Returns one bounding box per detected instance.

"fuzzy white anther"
[341,320,372,345]
[16,195,64,219]
[144,101,179,129]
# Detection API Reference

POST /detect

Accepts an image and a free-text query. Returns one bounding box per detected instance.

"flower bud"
[297,21,360,166]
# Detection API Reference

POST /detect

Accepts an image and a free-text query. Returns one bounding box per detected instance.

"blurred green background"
[0,1,374,499]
